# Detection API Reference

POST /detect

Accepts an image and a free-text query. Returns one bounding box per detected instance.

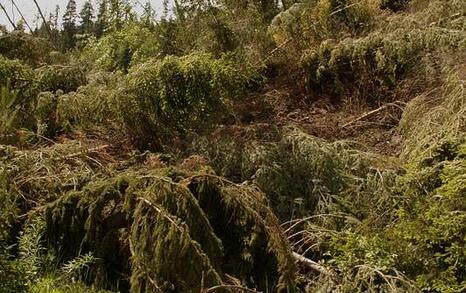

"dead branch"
[204,285,262,293]
[0,2,17,30]
[293,252,332,276]
[341,102,404,128]
[63,145,110,159]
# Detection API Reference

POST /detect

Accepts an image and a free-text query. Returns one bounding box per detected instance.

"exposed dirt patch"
[232,80,406,156]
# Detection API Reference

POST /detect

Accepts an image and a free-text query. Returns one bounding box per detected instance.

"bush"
[0,83,20,142]
[0,58,39,139]
[119,53,264,150]
[43,173,296,292]
[187,124,282,181]
[311,71,466,292]
[0,56,37,104]
[268,0,380,62]
[53,53,264,148]
[81,23,161,72]
[252,127,391,220]
[0,32,53,67]
[55,72,122,135]
[35,92,58,138]
[301,27,463,102]
[36,65,87,94]
[390,146,466,291]
[0,137,297,292]
[190,126,398,222]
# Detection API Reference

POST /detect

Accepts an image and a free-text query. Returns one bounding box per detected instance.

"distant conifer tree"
[80,1,95,34]
[62,0,77,48]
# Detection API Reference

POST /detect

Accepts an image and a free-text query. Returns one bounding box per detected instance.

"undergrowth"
[0,0,465,291]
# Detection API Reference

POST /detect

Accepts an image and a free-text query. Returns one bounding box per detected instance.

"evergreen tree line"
[21,0,168,50]
[9,0,289,50]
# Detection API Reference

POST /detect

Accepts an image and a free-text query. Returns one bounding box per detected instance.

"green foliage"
[269,0,380,61]
[170,0,275,59]
[36,64,87,93]
[2,139,296,291]
[120,53,264,150]
[0,82,20,142]
[18,216,48,285]
[54,52,263,147]
[0,32,53,66]
[129,178,225,292]
[389,150,466,291]
[31,276,112,293]
[303,70,466,292]
[35,92,59,138]
[189,126,399,224]
[301,27,463,102]
[61,253,98,283]
[188,124,282,181]
[0,56,36,103]
[388,71,466,291]
[0,0,464,291]
[0,140,112,208]
[299,0,466,102]
[0,57,40,133]
[186,176,297,291]
[44,171,296,292]
[0,244,28,293]
[400,72,465,165]
[319,233,418,292]
[55,72,121,133]
[81,23,161,71]
[253,128,389,220]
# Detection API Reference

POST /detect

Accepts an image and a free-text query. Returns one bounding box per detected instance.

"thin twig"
[341,102,404,128]
[292,252,332,276]
[63,145,110,159]
[204,284,261,293]
[0,2,17,30]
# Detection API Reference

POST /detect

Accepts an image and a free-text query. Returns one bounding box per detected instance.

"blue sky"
[0,0,167,30]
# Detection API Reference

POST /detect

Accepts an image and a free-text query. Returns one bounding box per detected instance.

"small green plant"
[18,216,47,285]
[35,92,58,138]
[61,253,98,283]
[0,82,19,141]
[0,244,28,293]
